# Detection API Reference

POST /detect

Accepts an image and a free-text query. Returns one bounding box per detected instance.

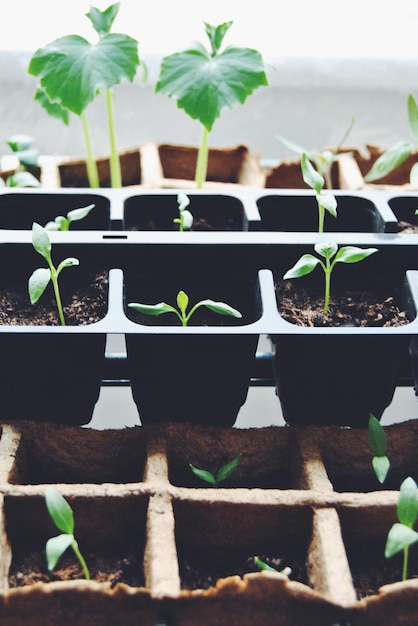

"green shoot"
[29,222,79,326]
[254,556,292,577]
[28,3,141,188]
[128,289,242,327]
[44,204,95,231]
[173,193,193,232]
[283,242,378,316]
[277,116,355,190]
[385,477,418,581]
[1,134,41,188]
[364,94,418,185]
[301,152,337,232]
[45,487,90,580]
[189,453,242,487]
[368,413,390,484]
[156,21,268,188]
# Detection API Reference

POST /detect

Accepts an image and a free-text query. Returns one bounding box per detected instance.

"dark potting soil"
[349,548,418,599]
[179,554,306,591]
[397,220,418,234]
[275,280,410,328]
[0,271,108,326]
[128,215,241,232]
[9,549,145,588]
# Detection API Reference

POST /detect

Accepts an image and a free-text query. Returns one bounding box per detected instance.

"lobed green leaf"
[34,87,70,125]
[86,3,120,36]
[204,21,232,55]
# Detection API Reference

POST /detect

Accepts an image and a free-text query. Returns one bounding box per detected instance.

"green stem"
[72,541,90,580]
[50,270,65,326]
[318,201,325,233]
[106,88,122,188]
[81,111,99,188]
[195,125,209,189]
[403,546,409,581]
[324,262,331,316]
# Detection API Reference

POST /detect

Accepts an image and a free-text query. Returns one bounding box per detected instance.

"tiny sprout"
[29,222,79,326]
[368,413,390,484]
[45,487,90,580]
[301,152,337,233]
[254,557,291,577]
[385,477,418,581]
[189,452,242,487]
[283,241,378,316]
[128,290,242,327]
[173,194,193,232]
[44,204,95,231]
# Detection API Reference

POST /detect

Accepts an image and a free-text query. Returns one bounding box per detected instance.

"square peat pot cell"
[6,423,146,485]
[123,253,262,427]
[315,420,418,493]
[388,195,418,234]
[0,242,109,425]
[165,424,298,489]
[256,193,389,232]
[0,191,111,230]
[123,192,250,231]
[270,246,417,427]
[339,505,418,625]
[4,492,149,602]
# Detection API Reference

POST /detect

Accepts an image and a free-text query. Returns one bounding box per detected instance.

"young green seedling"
[385,476,418,581]
[277,116,355,190]
[364,94,418,185]
[44,204,95,231]
[173,193,193,232]
[301,152,337,232]
[45,487,90,580]
[189,452,242,487]
[254,556,292,577]
[29,222,79,326]
[156,21,268,188]
[283,242,378,316]
[128,289,242,327]
[0,134,41,188]
[368,413,390,484]
[28,3,142,188]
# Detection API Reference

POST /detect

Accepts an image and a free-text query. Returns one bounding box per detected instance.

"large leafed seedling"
[300,152,338,232]
[385,477,418,581]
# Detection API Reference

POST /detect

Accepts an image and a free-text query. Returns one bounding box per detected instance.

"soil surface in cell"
[9,549,144,588]
[275,280,410,327]
[350,550,418,598]
[0,271,108,326]
[397,220,418,234]
[128,214,241,231]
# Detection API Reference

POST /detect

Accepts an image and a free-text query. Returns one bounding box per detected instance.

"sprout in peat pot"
[385,477,418,581]
[45,487,90,580]
[189,453,242,487]
[368,413,390,485]
[128,290,242,327]
[173,193,193,232]
[300,153,338,233]
[283,242,378,316]
[44,204,95,231]
[156,21,268,188]
[254,557,292,577]
[28,222,79,326]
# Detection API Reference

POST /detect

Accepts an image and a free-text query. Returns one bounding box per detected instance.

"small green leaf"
[28,267,51,304]
[182,210,193,230]
[177,290,189,316]
[216,452,242,484]
[7,172,41,188]
[189,463,217,485]
[364,141,413,182]
[46,533,74,571]
[32,222,51,259]
[317,193,337,218]
[86,3,120,36]
[204,21,232,55]
[368,414,387,456]
[34,87,70,125]
[385,522,418,558]
[301,153,324,193]
[398,477,418,528]
[128,302,174,316]
[283,254,320,280]
[57,257,79,274]
[199,299,242,318]
[408,94,418,145]
[6,134,33,152]
[314,241,338,259]
[333,246,378,264]
[67,204,95,223]
[254,557,278,572]
[45,487,75,535]
[177,193,190,212]
[372,456,390,484]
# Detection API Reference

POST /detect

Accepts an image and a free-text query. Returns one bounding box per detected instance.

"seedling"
[189,452,242,487]
[283,242,378,316]
[173,193,193,231]
[156,21,268,188]
[28,3,142,188]
[128,289,242,327]
[385,477,418,581]
[0,134,41,188]
[29,222,79,326]
[45,487,90,580]
[44,203,95,231]
[300,152,337,232]
[277,116,355,190]
[364,94,418,185]
[254,556,292,577]
[368,413,390,484]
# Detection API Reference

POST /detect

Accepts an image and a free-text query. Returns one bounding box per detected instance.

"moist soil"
[0,271,108,326]
[350,550,418,599]
[9,549,144,588]
[275,280,410,327]
[128,215,241,232]
[180,554,306,591]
